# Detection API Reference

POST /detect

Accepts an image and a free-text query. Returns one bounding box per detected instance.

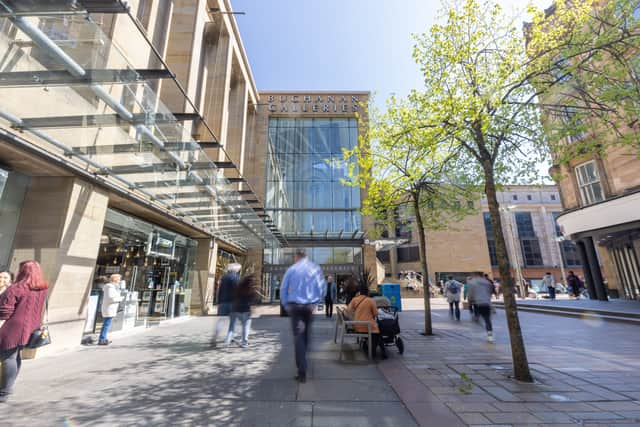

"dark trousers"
[548,287,556,300]
[449,301,460,320]
[475,304,493,332]
[372,333,387,358]
[288,304,314,377]
[0,347,22,398]
[325,296,334,318]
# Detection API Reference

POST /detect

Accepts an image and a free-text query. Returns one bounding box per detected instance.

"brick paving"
[2,299,640,426]
[397,298,640,426]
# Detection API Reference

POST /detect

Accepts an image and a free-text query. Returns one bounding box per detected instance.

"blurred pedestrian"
[212,263,241,347]
[225,274,257,348]
[468,273,495,342]
[463,276,474,317]
[0,270,13,295]
[344,276,358,305]
[444,276,462,321]
[280,249,325,383]
[325,275,337,318]
[0,260,48,402]
[542,272,556,300]
[567,271,582,299]
[98,274,124,346]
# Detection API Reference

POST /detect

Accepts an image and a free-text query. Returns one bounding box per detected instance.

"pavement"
[506,297,640,316]
[2,298,640,426]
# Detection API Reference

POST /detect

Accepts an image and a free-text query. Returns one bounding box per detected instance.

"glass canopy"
[0,1,283,250]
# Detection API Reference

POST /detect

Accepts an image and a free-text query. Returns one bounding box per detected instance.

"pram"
[377,306,404,355]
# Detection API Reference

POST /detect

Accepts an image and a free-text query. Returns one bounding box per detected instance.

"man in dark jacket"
[211,263,240,347]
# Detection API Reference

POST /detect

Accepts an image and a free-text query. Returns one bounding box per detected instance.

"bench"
[334,306,373,360]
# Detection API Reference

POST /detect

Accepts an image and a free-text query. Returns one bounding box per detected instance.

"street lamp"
[501,205,526,299]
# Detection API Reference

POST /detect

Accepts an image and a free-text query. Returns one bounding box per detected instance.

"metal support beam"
[71,141,219,155]
[0,69,175,87]
[109,161,234,175]
[14,113,200,130]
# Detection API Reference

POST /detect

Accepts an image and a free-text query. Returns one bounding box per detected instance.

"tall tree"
[348,96,476,335]
[410,0,550,382]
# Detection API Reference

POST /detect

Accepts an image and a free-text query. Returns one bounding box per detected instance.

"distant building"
[377,185,583,291]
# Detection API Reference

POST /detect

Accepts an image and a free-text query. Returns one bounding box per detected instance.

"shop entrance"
[91,209,197,334]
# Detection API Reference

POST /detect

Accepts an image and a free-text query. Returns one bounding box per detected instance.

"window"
[550,194,557,201]
[526,194,532,201]
[483,212,498,266]
[377,250,390,263]
[575,161,604,206]
[560,241,581,267]
[515,212,543,266]
[512,195,518,201]
[397,246,420,263]
[466,200,474,209]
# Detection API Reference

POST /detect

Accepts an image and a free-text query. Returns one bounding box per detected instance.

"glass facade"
[263,117,365,301]
[0,168,29,267]
[93,209,197,323]
[266,118,362,233]
[515,212,544,267]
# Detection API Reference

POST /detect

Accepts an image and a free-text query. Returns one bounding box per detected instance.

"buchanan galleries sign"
[266,94,362,113]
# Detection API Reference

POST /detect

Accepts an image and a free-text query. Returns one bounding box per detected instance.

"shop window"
[483,212,498,266]
[575,161,604,206]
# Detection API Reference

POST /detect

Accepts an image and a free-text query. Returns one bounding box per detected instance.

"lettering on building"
[266,94,363,115]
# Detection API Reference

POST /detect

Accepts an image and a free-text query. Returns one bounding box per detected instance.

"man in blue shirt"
[280,249,325,383]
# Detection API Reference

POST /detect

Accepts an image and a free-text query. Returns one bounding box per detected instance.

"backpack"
[447,281,460,294]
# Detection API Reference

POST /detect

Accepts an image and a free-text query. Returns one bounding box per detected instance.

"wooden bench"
[334,306,373,360]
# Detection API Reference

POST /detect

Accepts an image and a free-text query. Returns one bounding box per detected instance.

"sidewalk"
[1,308,418,427]
[397,298,640,426]
[3,300,640,426]
[509,297,640,316]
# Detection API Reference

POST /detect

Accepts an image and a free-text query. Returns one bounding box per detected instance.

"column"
[10,177,109,355]
[191,238,218,314]
[584,237,608,301]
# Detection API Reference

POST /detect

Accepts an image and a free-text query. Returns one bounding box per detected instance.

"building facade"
[249,92,375,301]
[0,1,372,355]
[377,186,582,290]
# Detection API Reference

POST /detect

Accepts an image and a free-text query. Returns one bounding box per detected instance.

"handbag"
[26,297,51,349]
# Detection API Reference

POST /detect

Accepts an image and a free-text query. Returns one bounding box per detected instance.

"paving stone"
[532,411,576,423]
[567,411,624,420]
[458,412,492,424]
[312,402,419,427]
[484,412,543,424]
[591,401,640,411]
[482,386,523,402]
[297,379,397,402]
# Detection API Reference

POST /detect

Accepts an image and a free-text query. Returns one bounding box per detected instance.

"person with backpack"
[444,275,462,321]
[567,271,582,299]
[468,273,495,342]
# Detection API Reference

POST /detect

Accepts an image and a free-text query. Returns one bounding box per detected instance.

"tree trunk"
[412,193,432,335]
[483,161,533,383]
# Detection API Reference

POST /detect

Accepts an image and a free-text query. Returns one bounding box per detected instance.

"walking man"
[444,275,462,321]
[280,249,325,383]
[542,272,556,300]
[212,263,241,347]
[325,275,337,318]
[468,273,495,342]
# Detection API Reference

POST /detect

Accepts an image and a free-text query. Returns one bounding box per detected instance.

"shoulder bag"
[26,296,51,349]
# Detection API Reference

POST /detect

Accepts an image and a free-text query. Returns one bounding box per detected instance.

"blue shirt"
[280,258,326,306]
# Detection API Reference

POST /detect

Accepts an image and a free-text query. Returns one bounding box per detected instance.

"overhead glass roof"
[0,1,284,250]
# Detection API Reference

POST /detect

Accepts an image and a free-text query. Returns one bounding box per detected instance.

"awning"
[0,1,284,250]
[557,191,640,237]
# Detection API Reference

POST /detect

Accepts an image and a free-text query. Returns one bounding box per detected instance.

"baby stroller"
[377,305,404,355]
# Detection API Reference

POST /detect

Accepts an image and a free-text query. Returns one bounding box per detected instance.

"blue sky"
[232,0,550,104]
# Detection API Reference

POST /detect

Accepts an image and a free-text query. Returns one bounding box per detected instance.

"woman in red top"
[0,260,48,402]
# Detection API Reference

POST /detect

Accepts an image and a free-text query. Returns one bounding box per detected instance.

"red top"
[0,283,47,351]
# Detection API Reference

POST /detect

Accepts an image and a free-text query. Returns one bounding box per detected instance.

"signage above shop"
[266,94,362,114]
